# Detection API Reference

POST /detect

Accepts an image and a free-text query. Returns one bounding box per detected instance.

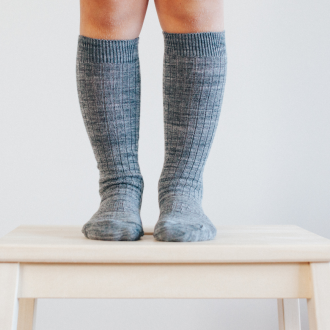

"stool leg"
[277,299,301,330]
[17,299,37,330]
[0,263,20,330]
[307,262,330,330]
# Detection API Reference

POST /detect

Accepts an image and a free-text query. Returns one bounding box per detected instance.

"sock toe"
[82,214,144,241]
[154,213,216,242]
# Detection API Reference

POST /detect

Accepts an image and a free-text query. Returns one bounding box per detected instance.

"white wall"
[1,0,329,329]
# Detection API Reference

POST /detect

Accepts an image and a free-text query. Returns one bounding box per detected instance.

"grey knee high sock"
[76,36,144,241]
[154,31,227,242]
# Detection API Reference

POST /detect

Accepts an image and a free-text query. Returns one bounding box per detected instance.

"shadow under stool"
[1,225,330,330]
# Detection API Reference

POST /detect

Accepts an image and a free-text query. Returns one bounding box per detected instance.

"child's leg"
[154,0,227,242]
[77,0,148,241]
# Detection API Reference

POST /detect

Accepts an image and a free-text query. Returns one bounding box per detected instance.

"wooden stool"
[1,225,330,330]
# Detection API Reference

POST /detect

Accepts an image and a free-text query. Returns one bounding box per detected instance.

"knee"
[80,0,146,38]
[172,5,209,29]
[83,0,133,30]
[156,0,224,33]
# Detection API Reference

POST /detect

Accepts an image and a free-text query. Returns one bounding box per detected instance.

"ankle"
[101,185,143,209]
[159,195,203,214]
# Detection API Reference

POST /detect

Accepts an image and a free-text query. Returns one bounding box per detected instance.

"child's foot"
[154,197,216,242]
[82,197,143,241]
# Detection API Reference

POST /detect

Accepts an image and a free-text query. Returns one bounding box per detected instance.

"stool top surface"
[0,225,330,263]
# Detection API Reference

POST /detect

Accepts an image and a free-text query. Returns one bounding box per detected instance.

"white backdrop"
[1,0,330,329]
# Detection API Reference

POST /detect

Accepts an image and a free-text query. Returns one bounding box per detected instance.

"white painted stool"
[1,225,330,330]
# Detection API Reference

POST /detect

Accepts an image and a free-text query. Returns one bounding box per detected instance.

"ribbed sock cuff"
[163,30,225,57]
[77,35,139,63]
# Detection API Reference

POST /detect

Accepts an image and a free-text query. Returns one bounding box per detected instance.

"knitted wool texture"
[154,31,227,242]
[76,36,144,241]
